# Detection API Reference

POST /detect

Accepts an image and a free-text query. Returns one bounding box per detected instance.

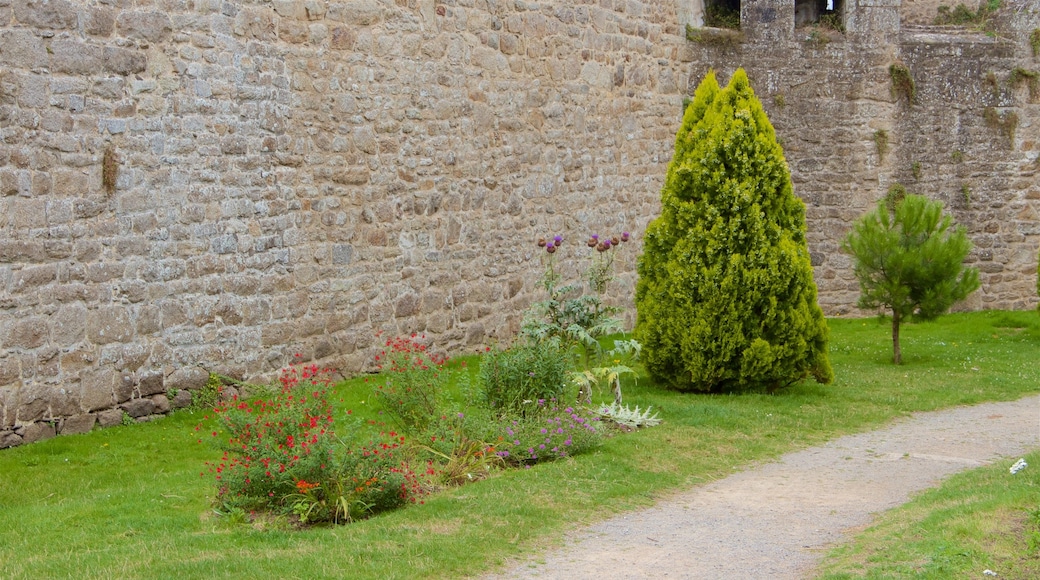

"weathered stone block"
[13,0,77,29]
[79,367,117,412]
[20,421,55,443]
[120,398,154,418]
[166,367,209,392]
[2,316,48,350]
[83,7,115,37]
[103,47,147,75]
[150,394,171,414]
[0,30,48,69]
[0,431,23,449]
[60,413,96,435]
[86,306,133,345]
[135,371,163,397]
[327,1,382,26]
[170,389,193,409]
[116,11,172,43]
[96,408,124,428]
[50,40,103,74]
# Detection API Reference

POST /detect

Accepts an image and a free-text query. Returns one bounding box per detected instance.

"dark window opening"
[704,0,741,30]
[795,0,845,31]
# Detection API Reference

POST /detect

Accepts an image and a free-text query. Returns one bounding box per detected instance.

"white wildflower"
[1009,458,1027,475]
[983,570,997,576]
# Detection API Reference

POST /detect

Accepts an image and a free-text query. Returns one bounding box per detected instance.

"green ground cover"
[1,310,1038,579]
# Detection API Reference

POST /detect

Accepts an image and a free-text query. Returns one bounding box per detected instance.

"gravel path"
[490,395,1040,579]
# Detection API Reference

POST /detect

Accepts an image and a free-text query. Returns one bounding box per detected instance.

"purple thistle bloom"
[591,234,599,240]
[554,235,562,243]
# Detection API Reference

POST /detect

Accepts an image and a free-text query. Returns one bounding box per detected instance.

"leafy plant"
[1031,29,1040,57]
[121,412,135,427]
[874,129,889,162]
[372,334,447,432]
[635,68,833,393]
[568,339,641,404]
[703,2,740,29]
[889,63,916,103]
[842,193,980,364]
[478,340,570,416]
[1008,67,1039,102]
[200,363,428,524]
[911,161,921,179]
[521,233,631,370]
[983,107,1019,143]
[494,400,602,465]
[933,0,1000,29]
[595,402,661,429]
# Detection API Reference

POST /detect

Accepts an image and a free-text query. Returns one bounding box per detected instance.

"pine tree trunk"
[892,310,902,365]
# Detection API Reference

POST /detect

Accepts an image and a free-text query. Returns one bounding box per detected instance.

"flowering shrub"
[494,400,603,465]
[200,363,427,524]
[372,334,447,432]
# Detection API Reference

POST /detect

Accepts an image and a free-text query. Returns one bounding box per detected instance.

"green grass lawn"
[1,310,1038,579]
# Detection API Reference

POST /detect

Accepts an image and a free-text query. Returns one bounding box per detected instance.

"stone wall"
[1,0,1038,447]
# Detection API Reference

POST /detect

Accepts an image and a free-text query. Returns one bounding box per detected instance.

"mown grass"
[817,448,1040,579]
[1,310,1038,579]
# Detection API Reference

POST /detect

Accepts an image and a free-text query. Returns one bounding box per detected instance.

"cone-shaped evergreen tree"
[635,69,833,392]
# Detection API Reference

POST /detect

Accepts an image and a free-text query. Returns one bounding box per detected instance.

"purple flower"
[539,444,546,450]
[540,428,547,434]
[553,235,562,243]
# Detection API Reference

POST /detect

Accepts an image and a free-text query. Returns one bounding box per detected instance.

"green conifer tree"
[635,69,833,392]
[843,193,980,364]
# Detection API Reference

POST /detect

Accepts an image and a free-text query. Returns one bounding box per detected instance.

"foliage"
[416,412,503,487]
[873,129,889,162]
[568,338,641,404]
[983,107,1018,145]
[478,340,570,416]
[888,63,916,103]
[635,68,833,392]
[1008,67,1039,102]
[3,311,1040,577]
[703,2,740,29]
[933,0,1000,29]
[1031,29,1040,58]
[686,24,744,47]
[595,402,662,429]
[842,193,979,364]
[371,334,447,432]
[200,363,427,524]
[521,233,628,367]
[494,400,602,465]
[189,373,224,412]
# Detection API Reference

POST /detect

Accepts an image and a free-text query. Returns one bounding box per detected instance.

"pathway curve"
[491,395,1040,579]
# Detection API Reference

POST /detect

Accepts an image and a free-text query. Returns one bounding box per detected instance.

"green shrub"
[635,69,832,392]
[842,193,980,364]
[478,341,570,416]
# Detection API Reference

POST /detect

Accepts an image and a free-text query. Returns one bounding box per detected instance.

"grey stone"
[86,306,133,345]
[82,7,115,37]
[79,368,117,412]
[137,371,165,396]
[96,408,124,428]
[170,389,193,409]
[120,398,154,418]
[13,0,77,29]
[166,367,209,392]
[102,47,147,75]
[0,30,48,69]
[116,11,172,43]
[59,413,96,435]
[150,394,170,414]
[20,421,55,443]
[49,40,103,75]
[0,431,23,449]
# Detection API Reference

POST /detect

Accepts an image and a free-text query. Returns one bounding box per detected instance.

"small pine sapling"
[842,193,980,364]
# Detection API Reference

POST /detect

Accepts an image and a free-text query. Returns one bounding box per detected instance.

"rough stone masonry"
[1,0,1038,447]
